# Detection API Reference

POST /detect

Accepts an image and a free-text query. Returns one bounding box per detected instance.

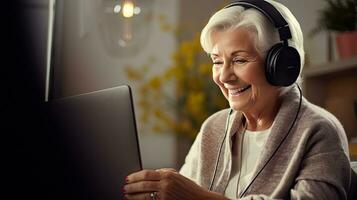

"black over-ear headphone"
[225,0,301,86]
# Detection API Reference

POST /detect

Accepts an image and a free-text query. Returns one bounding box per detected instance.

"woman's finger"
[127,169,161,183]
[124,192,159,200]
[156,168,177,173]
[124,180,160,194]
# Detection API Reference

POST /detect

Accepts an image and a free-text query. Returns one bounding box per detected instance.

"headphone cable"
[239,83,302,197]
[208,84,302,194]
[208,108,234,191]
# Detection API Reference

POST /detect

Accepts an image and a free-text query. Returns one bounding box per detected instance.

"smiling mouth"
[229,85,252,96]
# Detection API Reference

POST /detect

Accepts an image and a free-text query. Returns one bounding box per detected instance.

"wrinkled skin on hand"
[123,168,226,200]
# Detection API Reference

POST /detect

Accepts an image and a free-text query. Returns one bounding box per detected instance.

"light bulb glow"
[122,1,134,18]
[113,5,121,13]
[133,7,141,15]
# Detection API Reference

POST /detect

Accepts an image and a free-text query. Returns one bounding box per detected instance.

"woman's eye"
[233,59,247,64]
[213,61,223,65]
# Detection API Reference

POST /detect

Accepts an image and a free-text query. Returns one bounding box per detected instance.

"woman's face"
[210,28,278,113]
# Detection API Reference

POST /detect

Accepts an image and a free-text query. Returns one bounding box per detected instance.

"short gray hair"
[200,0,305,88]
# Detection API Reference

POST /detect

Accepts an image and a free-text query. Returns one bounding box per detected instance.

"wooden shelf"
[350,143,357,161]
[302,56,357,160]
[303,57,357,78]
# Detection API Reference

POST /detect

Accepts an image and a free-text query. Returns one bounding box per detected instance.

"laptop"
[46,85,142,200]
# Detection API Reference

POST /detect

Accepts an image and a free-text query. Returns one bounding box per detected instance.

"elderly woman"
[123,0,352,199]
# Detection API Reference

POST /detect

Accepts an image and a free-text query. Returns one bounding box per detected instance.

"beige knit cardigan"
[180,86,352,199]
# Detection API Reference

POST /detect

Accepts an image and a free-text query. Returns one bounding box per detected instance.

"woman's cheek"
[212,68,220,85]
[212,71,228,99]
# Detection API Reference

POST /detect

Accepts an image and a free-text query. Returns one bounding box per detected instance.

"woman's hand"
[123,168,227,200]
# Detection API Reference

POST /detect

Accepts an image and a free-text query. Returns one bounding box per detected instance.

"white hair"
[200,0,305,89]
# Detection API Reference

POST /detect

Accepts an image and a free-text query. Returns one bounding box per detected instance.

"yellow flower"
[186,92,205,117]
[199,63,212,76]
[148,76,162,89]
[124,33,228,140]
[124,65,142,80]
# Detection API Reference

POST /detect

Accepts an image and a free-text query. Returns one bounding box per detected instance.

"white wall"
[275,0,329,65]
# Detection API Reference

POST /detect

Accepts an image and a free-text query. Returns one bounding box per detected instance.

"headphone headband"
[225,0,292,41]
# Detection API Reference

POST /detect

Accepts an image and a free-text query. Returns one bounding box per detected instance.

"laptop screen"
[46,85,142,200]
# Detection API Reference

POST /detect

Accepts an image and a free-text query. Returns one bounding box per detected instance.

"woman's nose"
[219,63,236,83]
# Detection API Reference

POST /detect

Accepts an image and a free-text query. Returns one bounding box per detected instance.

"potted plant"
[312,0,357,59]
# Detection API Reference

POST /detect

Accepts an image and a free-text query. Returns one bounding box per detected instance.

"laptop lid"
[46,85,142,200]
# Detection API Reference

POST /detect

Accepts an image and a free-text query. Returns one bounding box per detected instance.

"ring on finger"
[150,192,158,200]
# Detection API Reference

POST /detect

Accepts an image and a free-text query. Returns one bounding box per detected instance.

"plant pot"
[336,31,357,59]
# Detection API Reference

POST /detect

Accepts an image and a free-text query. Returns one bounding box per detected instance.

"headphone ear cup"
[265,43,301,86]
[265,43,283,85]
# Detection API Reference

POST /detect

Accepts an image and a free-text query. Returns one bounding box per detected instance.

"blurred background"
[10,0,357,174]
